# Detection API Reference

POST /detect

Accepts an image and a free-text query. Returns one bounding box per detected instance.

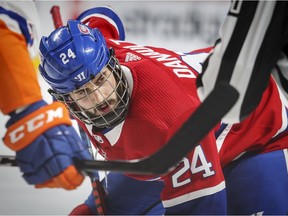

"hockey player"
[39,7,227,215]
[0,3,174,215]
[41,6,288,215]
[196,1,288,214]
[0,2,93,190]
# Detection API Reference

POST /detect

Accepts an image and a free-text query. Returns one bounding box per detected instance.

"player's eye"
[75,89,85,96]
[94,73,106,86]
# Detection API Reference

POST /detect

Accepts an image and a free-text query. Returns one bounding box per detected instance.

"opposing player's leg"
[223,149,288,215]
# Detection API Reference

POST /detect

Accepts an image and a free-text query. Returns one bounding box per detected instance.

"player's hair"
[39,20,130,130]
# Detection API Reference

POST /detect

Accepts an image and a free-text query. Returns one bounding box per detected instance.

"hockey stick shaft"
[50,5,106,215]
[78,125,106,215]
[0,155,18,167]
[0,83,238,174]
[50,6,63,28]
[75,82,239,174]
[1,83,238,174]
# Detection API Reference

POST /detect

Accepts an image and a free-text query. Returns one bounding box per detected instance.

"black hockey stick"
[0,155,18,167]
[0,83,238,174]
[74,82,239,175]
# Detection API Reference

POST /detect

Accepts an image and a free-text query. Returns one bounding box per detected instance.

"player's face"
[69,66,118,116]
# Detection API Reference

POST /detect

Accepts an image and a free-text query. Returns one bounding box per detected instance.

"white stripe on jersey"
[162,181,225,208]
[0,2,41,60]
[273,81,288,138]
[216,123,233,152]
[284,149,288,174]
[0,13,22,34]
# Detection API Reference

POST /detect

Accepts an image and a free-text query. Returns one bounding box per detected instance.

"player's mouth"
[98,103,111,113]
[96,100,117,114]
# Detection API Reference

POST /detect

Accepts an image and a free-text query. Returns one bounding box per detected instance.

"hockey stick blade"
[0,155,18,167]
[74,82,239,175]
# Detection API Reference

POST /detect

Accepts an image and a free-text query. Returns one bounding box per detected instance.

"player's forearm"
[0,22,42,114]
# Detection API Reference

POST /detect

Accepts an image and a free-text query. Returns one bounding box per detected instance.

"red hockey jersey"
[78,7,288,210]
[216,76,288,167]
[77,12,226,210]
[79,39,225,208]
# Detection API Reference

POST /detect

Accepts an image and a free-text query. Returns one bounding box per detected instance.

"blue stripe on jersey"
[76,7,125,40]
[215,123,228,139]
[0,6,32,45]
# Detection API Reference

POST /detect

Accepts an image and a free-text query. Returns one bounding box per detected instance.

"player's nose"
[89,87,105,104]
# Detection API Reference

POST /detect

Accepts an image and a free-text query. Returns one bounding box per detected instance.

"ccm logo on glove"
[4,102,72,151]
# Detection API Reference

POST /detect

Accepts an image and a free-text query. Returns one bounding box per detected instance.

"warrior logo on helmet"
[74,72,86,82]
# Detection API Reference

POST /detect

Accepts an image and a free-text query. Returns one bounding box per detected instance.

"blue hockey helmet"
[39,20,130,130]
[39,20,110,93]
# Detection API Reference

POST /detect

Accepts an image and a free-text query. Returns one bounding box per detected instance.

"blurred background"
[0,1,230,215]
